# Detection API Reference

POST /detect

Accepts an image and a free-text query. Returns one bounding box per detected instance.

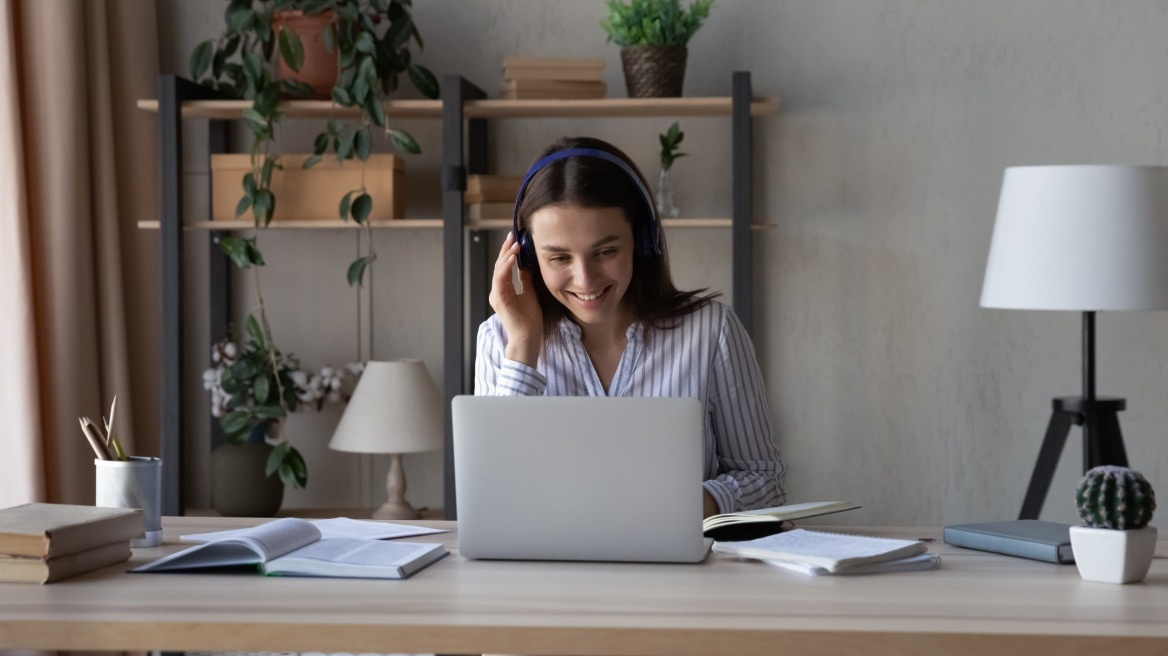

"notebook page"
[713,529,926,572]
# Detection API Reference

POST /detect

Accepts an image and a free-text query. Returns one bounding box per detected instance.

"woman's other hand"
[490,232,543,367]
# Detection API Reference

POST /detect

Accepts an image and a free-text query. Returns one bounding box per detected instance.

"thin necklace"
[586,337,625,355]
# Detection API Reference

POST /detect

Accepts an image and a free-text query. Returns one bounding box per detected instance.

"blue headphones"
[511,147,661,269]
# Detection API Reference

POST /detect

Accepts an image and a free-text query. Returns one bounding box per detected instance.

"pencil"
[79,417,112,460]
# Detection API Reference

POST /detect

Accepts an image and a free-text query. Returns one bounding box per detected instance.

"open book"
[713,528,935,575]
[703,501,861,541]
[131,517,447,580]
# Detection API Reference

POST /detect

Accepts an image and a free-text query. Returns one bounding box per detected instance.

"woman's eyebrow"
[538,235,620,252]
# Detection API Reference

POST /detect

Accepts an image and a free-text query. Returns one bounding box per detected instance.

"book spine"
[942,527,1061,564]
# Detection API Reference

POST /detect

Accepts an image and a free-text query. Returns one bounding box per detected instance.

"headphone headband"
[511,147,661,268]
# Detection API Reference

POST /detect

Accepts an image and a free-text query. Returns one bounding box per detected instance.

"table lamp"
[981,165,1168,519]
[329,360,444,520]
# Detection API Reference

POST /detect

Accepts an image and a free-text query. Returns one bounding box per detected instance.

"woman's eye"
[548,256,570,263]
[597,249,616,257]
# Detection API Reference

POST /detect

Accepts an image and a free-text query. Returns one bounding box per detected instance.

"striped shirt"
[474,300,786,513]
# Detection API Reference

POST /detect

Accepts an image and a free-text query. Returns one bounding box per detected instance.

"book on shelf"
[943,519,1075,564]
[503,56,605,82]
[702,500,861,541]
[501,79,607,100]
[466,175,522,204]
[0,503,144,559]
[467,201,514,222]
[0,541,131,584]
[131,517,447,580]
[713,528,935,575]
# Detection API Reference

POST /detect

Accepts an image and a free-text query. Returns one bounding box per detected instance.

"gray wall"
[158,0,1168,527]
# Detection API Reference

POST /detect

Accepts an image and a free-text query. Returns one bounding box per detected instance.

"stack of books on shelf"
[502,56,606,100]
[713,528,941,576]
[466,174,523,222]
[0,503,144,584]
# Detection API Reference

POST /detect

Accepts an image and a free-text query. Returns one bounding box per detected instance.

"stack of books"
[502,56,606,100]
[0,503,144,583]
[713,528,941,575]
[466,174,522,222]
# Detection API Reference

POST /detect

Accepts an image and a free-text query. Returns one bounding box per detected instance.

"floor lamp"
[981,165,1168,520]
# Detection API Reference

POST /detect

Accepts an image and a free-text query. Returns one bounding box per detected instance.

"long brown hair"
[516,136,717,336]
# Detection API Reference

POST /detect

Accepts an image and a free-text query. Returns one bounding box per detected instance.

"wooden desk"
[1,518,1167,655]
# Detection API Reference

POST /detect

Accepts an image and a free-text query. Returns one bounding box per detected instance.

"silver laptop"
[452,395,710,563]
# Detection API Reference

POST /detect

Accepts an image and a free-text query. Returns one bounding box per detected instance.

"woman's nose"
[571,259,597,285]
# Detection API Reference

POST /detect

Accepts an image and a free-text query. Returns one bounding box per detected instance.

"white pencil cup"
[95,456,162,547]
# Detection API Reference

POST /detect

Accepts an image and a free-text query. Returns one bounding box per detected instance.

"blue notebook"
[943,519,1074,564]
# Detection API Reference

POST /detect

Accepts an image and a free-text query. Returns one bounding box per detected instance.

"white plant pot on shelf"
[1069,525,1157,584]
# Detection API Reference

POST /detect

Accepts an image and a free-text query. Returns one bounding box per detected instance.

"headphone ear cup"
[518,231,536,269]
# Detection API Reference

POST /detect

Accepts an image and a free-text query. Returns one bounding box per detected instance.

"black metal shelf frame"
[155,71,759,519]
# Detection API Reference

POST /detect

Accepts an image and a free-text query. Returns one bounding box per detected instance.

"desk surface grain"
[1,518,1166,655]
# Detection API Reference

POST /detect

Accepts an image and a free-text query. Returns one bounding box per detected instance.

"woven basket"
[620,45,688,98]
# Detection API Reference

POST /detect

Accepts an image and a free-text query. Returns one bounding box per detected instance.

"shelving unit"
[143,72,777,518]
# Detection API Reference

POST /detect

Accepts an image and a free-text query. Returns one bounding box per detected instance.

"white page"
[180,517,446,543]
[763,553,941,576]
[131,518,321,572]
[262,538,446,578]
[713,529,926,571]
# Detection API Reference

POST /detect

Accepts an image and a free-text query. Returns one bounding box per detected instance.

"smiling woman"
[474,136,787,518]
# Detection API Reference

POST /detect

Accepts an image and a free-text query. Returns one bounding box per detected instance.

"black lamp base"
[1018,396,1129,520]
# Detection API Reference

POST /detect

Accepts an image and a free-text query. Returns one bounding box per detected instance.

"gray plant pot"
[210,441,284,517]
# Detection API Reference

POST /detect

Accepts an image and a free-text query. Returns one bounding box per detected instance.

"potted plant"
[655,121,686,217]
[1069,465,1158,584]
[189,0,439,288]
[600,0,714,97]
[202,315,362,516]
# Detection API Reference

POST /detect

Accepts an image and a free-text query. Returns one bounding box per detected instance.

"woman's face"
[528,204,635,329]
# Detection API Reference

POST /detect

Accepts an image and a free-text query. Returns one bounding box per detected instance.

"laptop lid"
[452,395,708,563]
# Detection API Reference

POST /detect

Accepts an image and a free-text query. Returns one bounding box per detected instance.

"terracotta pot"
[273,10,338,99]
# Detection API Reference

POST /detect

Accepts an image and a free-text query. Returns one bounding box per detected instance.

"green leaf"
[339,190,354,221]
[253,375,270,404]
[281,79,315,98]
[302,154,323,169]
[255,82,281,115]
[246,239,266,265]
[254,190,276,226]
[355,126,371,161]
[327,119,344,136]
[354,31,375,54]
[266,441,288,477]
[407,64,440,99]
[288,447,308,488]
[261,157,276,188]
[350,193,372,224]
[254,403,287,419]
[190,40,214,80]
[313,132,330,156]
[241,107,268,134]
[246,314,265,348]
[234,194,252,218]
[366,94,387,127]
[212,48,227,80]
[277,27,305,73]
[221,409,252,438]
[321,22,336,54]
[336,130,355,162]
[347,255,375,287]
[226,5,254,32]
[223,33,241,57]
[218,235,252,269]
[242,171,257,197]
[331,85,354,106]
[243,52,265,86]
[390,129,421,155]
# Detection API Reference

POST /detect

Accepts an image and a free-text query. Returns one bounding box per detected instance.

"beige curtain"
[0,0,159,508]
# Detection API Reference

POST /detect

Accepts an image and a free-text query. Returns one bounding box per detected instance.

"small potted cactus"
[1069,465,1158,584]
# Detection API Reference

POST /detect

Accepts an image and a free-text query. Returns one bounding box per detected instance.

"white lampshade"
[981,165,1168,311]
[329,360,444,455]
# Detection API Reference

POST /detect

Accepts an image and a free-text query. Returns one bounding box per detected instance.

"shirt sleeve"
[702,306,787,513]
[474,316,548,396]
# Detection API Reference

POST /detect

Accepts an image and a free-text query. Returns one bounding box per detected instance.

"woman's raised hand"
[490,232,543,367]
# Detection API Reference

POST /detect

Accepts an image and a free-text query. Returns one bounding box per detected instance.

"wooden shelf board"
[137,96,780,120]
[138,218,777,231]
[136,219,443,230]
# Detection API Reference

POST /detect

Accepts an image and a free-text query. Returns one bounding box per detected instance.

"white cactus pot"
[1069,525,1158,584]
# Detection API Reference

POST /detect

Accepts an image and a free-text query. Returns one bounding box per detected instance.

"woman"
[475,136,785,517]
